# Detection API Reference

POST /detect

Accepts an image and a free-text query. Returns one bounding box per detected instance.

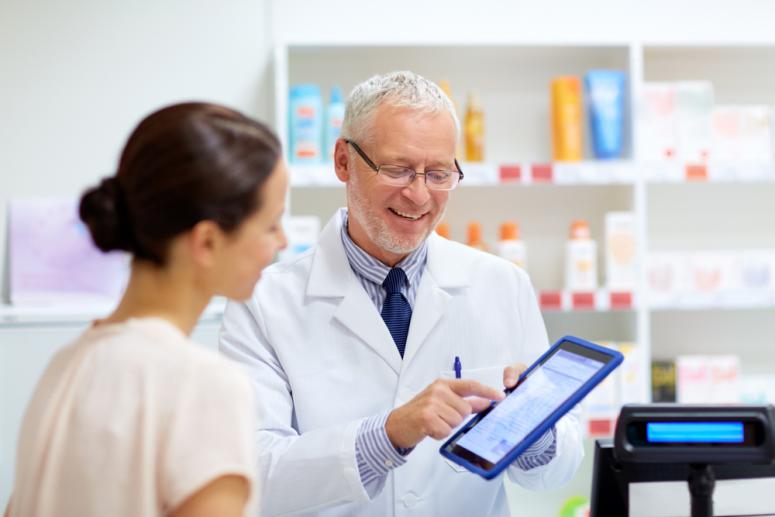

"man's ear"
[187,220,222,267]
[333,138,350,183]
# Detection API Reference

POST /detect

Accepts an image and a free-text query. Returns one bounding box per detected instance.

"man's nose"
[401,173,431,205]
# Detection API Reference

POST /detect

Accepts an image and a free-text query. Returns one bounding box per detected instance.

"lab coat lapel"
[402,233,472,365]
[306,210,402,375]
[333,283,402,374]
[402,272,449,365]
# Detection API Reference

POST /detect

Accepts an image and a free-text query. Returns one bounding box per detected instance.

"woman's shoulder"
[82,317,249,396]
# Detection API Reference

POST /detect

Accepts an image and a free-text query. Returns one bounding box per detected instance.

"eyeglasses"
[344,139,464,191]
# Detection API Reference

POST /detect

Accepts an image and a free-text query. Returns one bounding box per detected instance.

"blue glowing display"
[646,422,744,443]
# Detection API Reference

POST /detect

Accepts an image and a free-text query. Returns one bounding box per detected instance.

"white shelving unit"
[275,39,775,409]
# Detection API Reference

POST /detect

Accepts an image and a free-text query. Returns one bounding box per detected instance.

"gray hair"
[341,70,460,144]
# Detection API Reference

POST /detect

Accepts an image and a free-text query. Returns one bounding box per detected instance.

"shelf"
[290,161,638,187]
[289,161,775,187]
[649,296,775,312]
[0,298,227,327]
[643,162,775,183]
[538,290,636,312]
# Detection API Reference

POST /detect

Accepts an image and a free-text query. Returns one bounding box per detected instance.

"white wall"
[0,0,275,300]
[271,0,775,45]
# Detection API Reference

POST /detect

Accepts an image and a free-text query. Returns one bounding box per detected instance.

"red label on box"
[499,164,522,182]
[531,163,553,182]
[572,292,595,310]
[539,291,562,310]
[685,164,708,181]
[610,291,633,309]
[588,418,613,436]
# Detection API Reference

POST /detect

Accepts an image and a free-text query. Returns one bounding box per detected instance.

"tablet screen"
[454,343,607,466]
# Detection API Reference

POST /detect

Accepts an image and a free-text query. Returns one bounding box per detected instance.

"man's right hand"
[385,379,505,450]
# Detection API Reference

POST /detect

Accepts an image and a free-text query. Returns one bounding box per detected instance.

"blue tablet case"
[439,335,623,479]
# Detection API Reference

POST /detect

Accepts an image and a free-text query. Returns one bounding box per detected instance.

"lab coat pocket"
[440,365,504,473]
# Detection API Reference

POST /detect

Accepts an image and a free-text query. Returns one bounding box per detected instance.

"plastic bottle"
[288,84,323,164]
[325,86,345,163]
[466,221,488,251]
[464,92,485,162]
[497,221,527,270]
[565,220,598,291]
[435,222,451,239]
[551,77,583,161]
[438,80,463,161]
[585,71,625,159]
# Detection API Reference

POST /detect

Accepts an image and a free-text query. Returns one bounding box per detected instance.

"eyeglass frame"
[343,139,464,190]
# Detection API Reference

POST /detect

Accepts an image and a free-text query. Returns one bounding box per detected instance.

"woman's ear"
[186,220,222,268]
[333,138,350,183]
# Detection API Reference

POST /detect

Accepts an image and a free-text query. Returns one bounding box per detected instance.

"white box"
[646,252,686,306]
[279,215,320,261]
[677,355,740,404]
[740,374,775,404]
[740,106,774,162]
[676,81,714,163]
[605,212,637,290]
[616,342,649,404]
[707,355,741,403]
[683,251,736,305]
[637,83,678,161]
[711,106,743,162]
[676,355,711,404]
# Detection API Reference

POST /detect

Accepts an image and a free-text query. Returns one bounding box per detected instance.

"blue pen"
[454,356,462,379]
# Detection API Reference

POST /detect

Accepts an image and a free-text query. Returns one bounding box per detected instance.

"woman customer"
[5,102,287,517]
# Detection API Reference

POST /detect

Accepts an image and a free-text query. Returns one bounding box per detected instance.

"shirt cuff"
[514,426,557,471]
[355,412,410,485]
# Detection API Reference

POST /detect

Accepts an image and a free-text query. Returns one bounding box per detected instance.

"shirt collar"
[339,208,428,288]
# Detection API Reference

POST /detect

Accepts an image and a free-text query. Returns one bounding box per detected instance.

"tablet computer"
[439,335,623,479]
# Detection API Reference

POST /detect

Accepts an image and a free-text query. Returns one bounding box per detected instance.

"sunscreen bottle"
[464,92,485,162]
[497,221,527,270]
[551,77,583,161]
[435,222,451,239]
[288,84,323,164]
[565,220,598,290]
[466,221,488,252]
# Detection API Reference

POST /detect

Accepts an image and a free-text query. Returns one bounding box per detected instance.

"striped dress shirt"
[338,209,557,495]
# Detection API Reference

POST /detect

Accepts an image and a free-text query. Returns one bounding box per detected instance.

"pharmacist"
[219,71,583,516]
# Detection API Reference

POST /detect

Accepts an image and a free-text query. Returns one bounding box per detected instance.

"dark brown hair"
[79,102,281,265]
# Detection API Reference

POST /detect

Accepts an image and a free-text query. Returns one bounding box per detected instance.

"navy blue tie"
[381,268,412,358]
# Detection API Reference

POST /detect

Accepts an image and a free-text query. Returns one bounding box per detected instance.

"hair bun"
[78,176,135,253]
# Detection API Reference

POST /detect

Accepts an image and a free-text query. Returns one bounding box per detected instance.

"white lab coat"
[219,210,584,517]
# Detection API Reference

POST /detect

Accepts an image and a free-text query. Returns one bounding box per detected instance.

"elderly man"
[219,71,583,516]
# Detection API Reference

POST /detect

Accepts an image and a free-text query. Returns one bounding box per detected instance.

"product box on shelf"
[726,250,774,305]
[740,374,775,404]
[683,251,737,304]
[617,342,649,405]
[8,198,129,305]
[646,250,775,307]
[676,354,740,404]
[675,81,714,163]
[651,359,677,403]
[711,105,773,163]
[279,215,321,261]
[582,341,648,437]
[645,252,686,306]
[288,84,323,165]
[637,82,678,161]
[605,212,637,291]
